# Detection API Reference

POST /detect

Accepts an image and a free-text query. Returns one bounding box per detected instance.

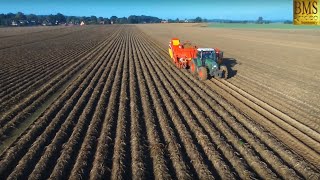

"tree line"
[0,12,165,26]
[208,17,293,24]
[0,12,293,27]
[209,17,271,24]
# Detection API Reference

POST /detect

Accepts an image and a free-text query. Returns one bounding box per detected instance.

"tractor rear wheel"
[189,61,197,75]
[220,65,228,79]
[198,67,208,81]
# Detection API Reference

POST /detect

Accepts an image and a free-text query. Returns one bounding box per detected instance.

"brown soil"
[0,25,319,179]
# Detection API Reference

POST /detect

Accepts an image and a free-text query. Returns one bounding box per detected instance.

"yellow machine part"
[172,40,180,46]
[168,48,173,58]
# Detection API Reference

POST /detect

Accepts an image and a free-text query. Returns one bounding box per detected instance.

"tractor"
[169,38,228,80]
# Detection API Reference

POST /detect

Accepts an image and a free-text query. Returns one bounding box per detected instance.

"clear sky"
[0,0,293,20]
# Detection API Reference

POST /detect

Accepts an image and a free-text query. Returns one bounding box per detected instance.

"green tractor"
[189,48,228,80]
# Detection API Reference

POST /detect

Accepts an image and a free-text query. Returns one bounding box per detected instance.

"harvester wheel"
[189,61,197,75]
[176,61,181,69]
[174,58,179,69]
[198,67,208,81]
[220,65,228,79]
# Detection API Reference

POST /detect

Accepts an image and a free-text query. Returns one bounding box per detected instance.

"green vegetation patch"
[208,23,320,30]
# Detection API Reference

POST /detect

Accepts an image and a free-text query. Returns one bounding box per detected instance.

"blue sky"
[0,0,293,20]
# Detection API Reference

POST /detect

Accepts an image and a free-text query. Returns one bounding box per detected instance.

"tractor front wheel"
[220,65,228,79]
[189,61,197,75]
[198,67,208,81]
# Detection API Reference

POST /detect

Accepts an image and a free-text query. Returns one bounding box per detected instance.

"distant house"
[99,21,106,25]
[80,21,86,26]
[19,20,28,26]
[68,22,75,26]
[111,21,114,24]
[29,20,37,26]
[42,20,52,26]
[161,20,168,23]
[11,20,29,26]
[11,21,18,26]
[184,20,189,23]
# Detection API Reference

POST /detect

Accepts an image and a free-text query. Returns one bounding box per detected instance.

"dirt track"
[0,25,319,179]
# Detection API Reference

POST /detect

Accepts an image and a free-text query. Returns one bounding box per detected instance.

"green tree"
[118,17,128,24]
[256,16,263,24]
[90,15,98,24]
[15,12,26,21]
[0,14,5,25]
[7,13,15,19]
[128,15,138,24]
[27,14,38,22]
[110,16,118,24]
[168,19,174,23]
[103,18,111,24]
[195,17,202,23]
[46,14,56,24]
[66,16,75,23]
[80,16,86,23]
[284,20,293,24]
[38,15,46,23]
[55,13,66,23]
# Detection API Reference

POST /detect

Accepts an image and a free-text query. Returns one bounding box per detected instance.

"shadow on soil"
[223,57,238,78]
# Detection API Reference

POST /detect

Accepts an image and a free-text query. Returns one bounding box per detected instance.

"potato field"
[0,25,319,179]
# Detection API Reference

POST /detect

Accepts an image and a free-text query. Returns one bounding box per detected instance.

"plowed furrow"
[230,58,320,113]
[0,49,93,104]
[110,30,132,180]
[230,76,320,131]
[0,51,89,111]
[1,25,319,179]
[48,30,124,180]
[128,31,152,179]
[133,46,173,179]
[136,31,239,179]
[0,42,96,94]
[204,79,320,168]
[133,32,197,179]
[0,27,92,50]
[0,42,93,86]
[88,30,126,180]
[4,36,115,180]
[0,29,106,84]
[0,26,67,39]
[140,30,319,178]
[0,28,121,142]
[0,27,116,115]
[136,31,282,179]
[28,30,125,180]
[0,28,122,179]
[215,78,320,148]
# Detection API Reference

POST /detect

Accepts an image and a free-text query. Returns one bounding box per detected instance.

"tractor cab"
[196,48,216,65]
[195,48,219,72]
[190,48,228,80]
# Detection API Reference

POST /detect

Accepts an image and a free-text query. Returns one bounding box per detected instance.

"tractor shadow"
[223,57,238,78]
